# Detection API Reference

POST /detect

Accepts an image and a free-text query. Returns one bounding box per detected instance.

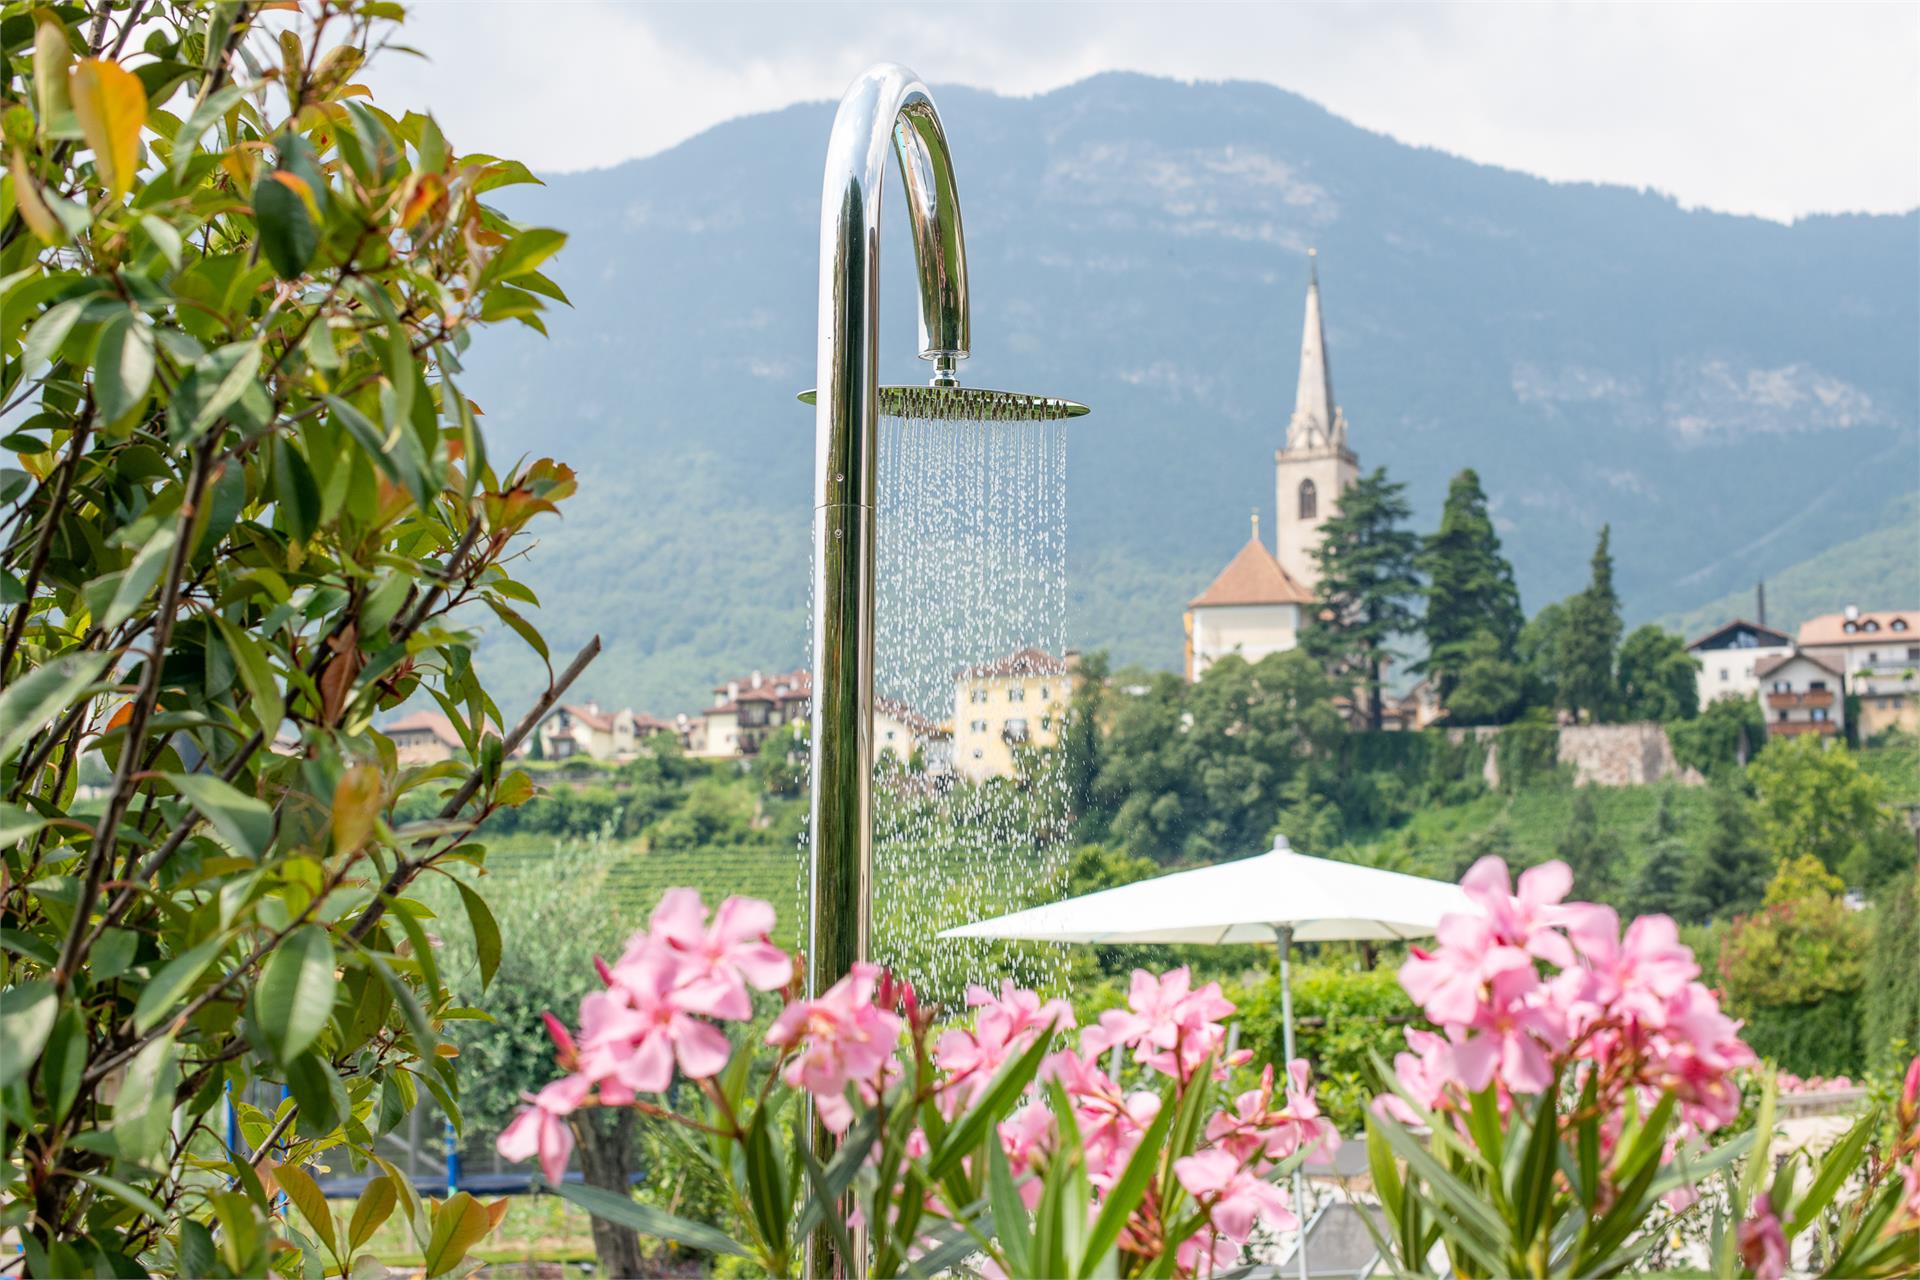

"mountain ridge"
[453,73,1919,718]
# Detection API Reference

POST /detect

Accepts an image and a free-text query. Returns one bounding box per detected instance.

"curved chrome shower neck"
[806,62,970,1275]
[808,63,970,999]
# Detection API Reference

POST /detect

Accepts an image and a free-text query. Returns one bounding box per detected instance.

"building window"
[1008,685,1026,702]
[1040,716,1052,731]
[1298,479,1317,520]
[1809,681,1828,692]
[1039,686,1051,701]
[1719,669,1729,682]
[1864,620,1881,631]
[1894,619,1909,631]
[1811,708,1828,722]
[970,719,987,733]
[1844,621,1858,633]
[1907,647,1919,661]
[969,687,987,704]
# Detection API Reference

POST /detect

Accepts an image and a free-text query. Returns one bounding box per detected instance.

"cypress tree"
[1624,788,1691,919]
[1683,778,1770,920]
[1555,788,1622,899]
[1557,525,1623,722]
[1303,467,1422,732]
[1419,469,1524,706]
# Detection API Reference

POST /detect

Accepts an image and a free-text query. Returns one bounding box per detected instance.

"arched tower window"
[1298,479,1317,520]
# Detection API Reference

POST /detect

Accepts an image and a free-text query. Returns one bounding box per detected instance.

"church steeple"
[1288,249,1339,450]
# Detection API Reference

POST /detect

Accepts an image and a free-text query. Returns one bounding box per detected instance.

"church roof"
[1189,538,1314,608]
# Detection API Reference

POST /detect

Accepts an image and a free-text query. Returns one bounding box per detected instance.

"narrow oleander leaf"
[452,879,501,990]
[556,1183,749,1257]
[114,1034,178,1161]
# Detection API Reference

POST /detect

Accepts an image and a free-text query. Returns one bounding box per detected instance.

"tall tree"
[1616,624,1701,721]
[1683,778,1770,920]
[1555,789,1623,898]
[1517,601,1569,713]
[0,4,580,1270]
[1557,525,1623,722]
[1624,789,1691,920]
[1443,626,1528,726]
[1418,469,1524,706]
[1304,468,1422,731]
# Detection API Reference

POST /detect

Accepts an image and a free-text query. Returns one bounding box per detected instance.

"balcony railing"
[1765,689,1835,710]
[1767,719,1838,737]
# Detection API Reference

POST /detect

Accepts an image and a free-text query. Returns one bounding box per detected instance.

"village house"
[692,669,811,760]
[535,702,675,761]
[1797,606,1919,739]
[384,710,466,765]
[1686,618,1795,712]
[1755,651,1845,740]
[951,648,1073,782]
[876,697,953,774]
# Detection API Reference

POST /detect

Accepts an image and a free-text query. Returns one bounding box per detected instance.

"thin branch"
[0,422,93,678]
[344,635,600,944]
[53,438,215,991]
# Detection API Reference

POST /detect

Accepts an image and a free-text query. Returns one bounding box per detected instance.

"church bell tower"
[1274,250,1358,594]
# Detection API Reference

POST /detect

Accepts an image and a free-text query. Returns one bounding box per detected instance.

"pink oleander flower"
[937,981,1073,1104]
[1737,1200,1788,1280]
[578,946,733,1099]
[496,1073,590,1185]
[541,1011,578,1070]
[1399,913,1534,1028]
[1174,1148,1298,1242]
[1378,1027,1453,1123]
[1175,1229,1241,1279]
[1899,1151,1920,1226]
[765,962,903,1132]
[647,889,794,1020]
[1082,967,1239,1081]
[1463,855,1577,968]
[1451,964,1563,1096]
[1206,1060,1336,1167]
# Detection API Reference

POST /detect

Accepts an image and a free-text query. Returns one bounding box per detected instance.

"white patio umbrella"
[940,833,1474,1280]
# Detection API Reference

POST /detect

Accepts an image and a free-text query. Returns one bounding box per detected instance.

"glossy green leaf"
[115,1033,179,1161]
[0,981,58,1087]
[254,168,319,278]
[133,930,230,1033]
[451,879,500,990]
[165,771,273,859]
[94,311,156,423]
[254,924,337,1062]
[0,651,112,768]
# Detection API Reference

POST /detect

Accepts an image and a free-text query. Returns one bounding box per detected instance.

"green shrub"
[1234,962,1423,1136]
[1739,992,1865,1077]
[1862,872,1920,1073]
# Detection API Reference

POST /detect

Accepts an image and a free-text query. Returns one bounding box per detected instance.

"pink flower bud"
[1902,1055,1920,1118]
[593,954,615,986]
[542,1011,577,1069]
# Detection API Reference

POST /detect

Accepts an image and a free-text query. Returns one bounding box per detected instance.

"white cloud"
[365,0,1919,222]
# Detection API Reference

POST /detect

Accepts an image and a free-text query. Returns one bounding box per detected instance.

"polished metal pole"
[808,63,969,1278]
[1275,923,1310,1280]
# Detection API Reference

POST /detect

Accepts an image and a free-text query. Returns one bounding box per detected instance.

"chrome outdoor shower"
[802,61,1085,1272]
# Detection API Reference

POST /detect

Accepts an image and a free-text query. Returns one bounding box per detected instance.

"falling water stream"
[866,412,1073,1001]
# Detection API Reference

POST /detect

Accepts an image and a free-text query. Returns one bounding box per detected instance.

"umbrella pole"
[1275,924,1309,1280]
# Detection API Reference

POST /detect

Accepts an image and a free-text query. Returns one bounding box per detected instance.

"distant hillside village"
[388,258,1915,776]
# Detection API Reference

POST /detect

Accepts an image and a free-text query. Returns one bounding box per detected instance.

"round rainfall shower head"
[797,385,1089,422]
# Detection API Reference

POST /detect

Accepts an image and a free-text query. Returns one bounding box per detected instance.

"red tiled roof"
[1798,610,1917,647]
[1188,539,1313,608]
[957,647,1070,680]
[559,703,613,732]
[1755,651,1842,680]
[385,710,463,749]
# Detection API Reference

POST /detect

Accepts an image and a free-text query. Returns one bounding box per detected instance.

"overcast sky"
[365,1,1919,223]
